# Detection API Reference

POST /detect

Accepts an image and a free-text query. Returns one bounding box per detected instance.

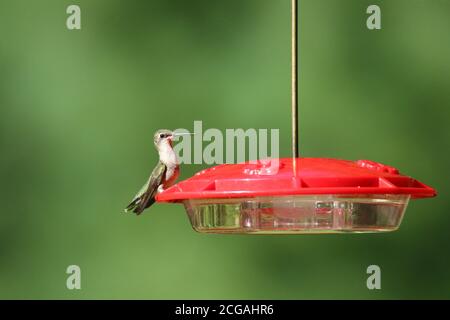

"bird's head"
[154,129,174,148]
[154,129,194,150]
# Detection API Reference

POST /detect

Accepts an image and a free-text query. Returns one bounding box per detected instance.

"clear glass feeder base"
[183,195,410,234]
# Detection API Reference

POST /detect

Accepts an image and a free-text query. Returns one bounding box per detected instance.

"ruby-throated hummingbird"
[125,129,189,215]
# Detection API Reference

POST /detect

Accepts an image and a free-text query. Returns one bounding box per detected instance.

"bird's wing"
[125,161,167,215]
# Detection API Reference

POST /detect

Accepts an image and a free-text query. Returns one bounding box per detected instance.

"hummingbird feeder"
[156,0,436,234]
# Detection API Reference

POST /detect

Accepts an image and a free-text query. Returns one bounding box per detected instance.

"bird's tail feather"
[124,196,156,215]
[124,199,139,213]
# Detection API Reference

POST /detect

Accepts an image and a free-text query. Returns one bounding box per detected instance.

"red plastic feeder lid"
[156,158,436,202]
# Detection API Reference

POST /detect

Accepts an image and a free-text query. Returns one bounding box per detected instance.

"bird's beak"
[173,132,196,137]
[171,132,195,142]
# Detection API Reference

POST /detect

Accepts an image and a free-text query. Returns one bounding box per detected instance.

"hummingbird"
[125,129,189,215]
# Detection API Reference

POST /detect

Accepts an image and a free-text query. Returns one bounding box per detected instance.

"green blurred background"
[0,0,449,299]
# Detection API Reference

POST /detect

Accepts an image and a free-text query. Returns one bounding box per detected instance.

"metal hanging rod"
[291,0,299,160]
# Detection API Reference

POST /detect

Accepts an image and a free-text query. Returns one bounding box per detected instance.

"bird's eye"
[160,134,165,138]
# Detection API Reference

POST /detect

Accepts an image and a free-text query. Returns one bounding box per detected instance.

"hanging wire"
[291,0,299,168]
[291,0,299,158]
